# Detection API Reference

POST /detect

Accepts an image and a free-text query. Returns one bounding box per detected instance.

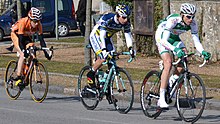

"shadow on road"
[46,96,80,102]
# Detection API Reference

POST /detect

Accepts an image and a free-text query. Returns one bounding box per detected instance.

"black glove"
[129,47,136,58]
[43,50,52,60]
[22,49,29,58]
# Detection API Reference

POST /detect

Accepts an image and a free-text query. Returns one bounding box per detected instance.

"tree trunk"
[17,0,22,20]
[162,0,170,18]
[84,0,92,65]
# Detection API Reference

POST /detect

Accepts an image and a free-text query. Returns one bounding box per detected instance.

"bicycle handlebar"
[172,52,206,67]
[115,52,134,63]
[27,46,54,58]
[102,51,134,65]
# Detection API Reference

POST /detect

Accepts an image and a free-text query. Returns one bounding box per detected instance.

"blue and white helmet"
[180,3,196,15]
[115,4,130,17]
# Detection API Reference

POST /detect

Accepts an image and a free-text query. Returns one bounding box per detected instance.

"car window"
[32,0,51,13]
[58,0,69,11]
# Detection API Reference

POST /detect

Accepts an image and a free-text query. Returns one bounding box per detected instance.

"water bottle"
[97,69,105,89]
[158,60,163,70]
[103,71,108,81]
[169,74,179,88]
[168,74,179,98]
[23,62,29,75]
[98,69,104,81]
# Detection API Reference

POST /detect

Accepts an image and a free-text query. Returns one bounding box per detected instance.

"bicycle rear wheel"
[176,73,206,123]
[78,66,99,110]
[140,70,162,118]
[4,60,21,100]
[29,62,49,103]
[111,68,134,114]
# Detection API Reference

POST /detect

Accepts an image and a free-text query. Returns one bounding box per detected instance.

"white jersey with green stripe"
[160,14,198,37]
[156,13,204,53]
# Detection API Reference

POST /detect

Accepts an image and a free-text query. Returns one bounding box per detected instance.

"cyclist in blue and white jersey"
[85,4,136,94]
[155,3,211,108]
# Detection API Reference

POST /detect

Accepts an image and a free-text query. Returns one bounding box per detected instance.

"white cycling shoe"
[157,99,169,108]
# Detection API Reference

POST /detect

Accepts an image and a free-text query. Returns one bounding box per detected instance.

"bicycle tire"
[29,62,49,103]
[176,73,206,123]
[111,67,134,114]
[4,60,21,100]
[78,66,99,110]
[140,70,162,118]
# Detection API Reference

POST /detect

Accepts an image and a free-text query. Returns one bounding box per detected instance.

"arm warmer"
[160,29,175,51]
[99,29,107,49]
[18,34,25,50]
[192,33,204,53]
[124,32,133,48]
[39,34,47,48]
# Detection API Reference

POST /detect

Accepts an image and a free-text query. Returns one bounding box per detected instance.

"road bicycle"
[140,52,206,123]
[4,44,53,103]
[78,52,134,114]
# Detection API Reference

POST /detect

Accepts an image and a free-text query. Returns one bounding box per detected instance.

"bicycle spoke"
[140,70,162,118]
[78,66,99,110]
[176,73,206,123]
[29,62,49,103]
[4,60,21,100]
[112,68,134,114]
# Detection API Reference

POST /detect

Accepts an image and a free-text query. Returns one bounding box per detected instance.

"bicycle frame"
[161,53,206,100]
[97,52,132,99]
[22,45,53,85]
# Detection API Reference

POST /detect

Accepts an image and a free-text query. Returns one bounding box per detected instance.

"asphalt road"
[0,86,220,124]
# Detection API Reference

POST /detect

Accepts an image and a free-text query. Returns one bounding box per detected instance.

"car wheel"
[57,23,69,37]
[0,29,3,41]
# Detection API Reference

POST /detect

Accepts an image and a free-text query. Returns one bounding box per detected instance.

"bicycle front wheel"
[111,68,134,114]
[140,70,162,118]
[176,73,206,123]
[78,66,99,110]
[4,60,21,100]
[29,62,49,103]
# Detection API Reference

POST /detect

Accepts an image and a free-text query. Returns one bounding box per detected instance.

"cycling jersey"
[155,13,204,54]
[11,17,43,36]
[90,13,132,55]
[11,17,46,51]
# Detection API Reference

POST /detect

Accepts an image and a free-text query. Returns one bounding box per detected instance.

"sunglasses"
[185,15,195,20]
[121,16,127,19]
[31,19,39,23]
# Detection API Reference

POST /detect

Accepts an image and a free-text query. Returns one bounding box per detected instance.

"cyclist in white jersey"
[155,3,211,108]
[85,4,136,94]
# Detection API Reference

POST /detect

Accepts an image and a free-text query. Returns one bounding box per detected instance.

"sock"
[160,88,166,101]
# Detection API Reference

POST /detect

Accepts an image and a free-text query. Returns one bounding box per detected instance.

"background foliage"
[103,0,163,56]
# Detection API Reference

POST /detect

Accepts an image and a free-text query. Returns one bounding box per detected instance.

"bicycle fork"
[112,71,127,93]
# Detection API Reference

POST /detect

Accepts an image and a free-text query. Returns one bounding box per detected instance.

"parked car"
[0,0,77,41]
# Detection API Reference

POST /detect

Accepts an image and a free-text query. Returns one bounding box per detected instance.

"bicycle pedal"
[106,96,113,104]
[19,85,25,91]
[160,107,169,111]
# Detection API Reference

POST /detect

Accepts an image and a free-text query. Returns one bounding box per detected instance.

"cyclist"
[155,3,211,108]
[11,7,52,86]
[84,4,135,95]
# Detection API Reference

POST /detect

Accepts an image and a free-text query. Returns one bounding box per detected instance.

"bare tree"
[84,0,92,65]
[17,0,22,19]
[162,0,170,18]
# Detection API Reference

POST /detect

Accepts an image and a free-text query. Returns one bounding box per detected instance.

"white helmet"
[28,7,42,20]
[180,3,196,15]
